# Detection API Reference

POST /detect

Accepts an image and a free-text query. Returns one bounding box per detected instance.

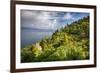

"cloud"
[21,10,58,29]
[21,10,89,31]
[63,13,74,20]
[21,10,78,30]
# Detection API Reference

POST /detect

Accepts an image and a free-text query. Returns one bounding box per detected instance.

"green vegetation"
[21,16,89,63]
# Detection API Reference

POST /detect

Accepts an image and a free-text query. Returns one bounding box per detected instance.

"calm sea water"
[21,29,53,48]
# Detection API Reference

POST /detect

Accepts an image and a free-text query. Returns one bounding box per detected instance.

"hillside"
[21,16,89,62]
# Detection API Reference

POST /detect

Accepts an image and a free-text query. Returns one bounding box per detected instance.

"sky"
[21,10,89,30]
